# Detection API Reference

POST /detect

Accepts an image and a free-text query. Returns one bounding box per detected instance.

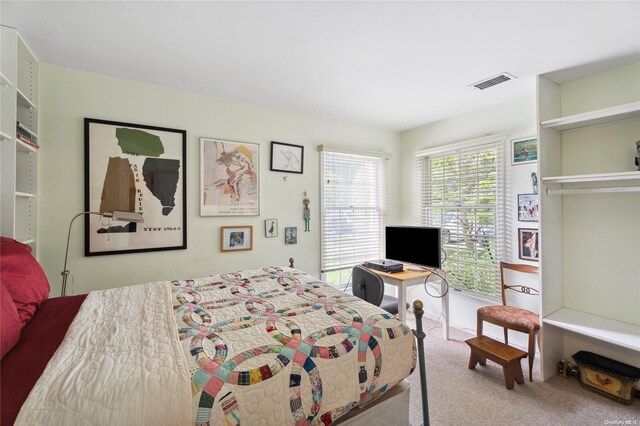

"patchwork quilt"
[15,267,415,425]
[172,267,416,425]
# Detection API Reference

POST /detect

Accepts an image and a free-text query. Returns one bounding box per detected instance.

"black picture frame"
[270,141,304,174]
[517,193,539,222]
[85,118,187,256]
[518,228,539,262]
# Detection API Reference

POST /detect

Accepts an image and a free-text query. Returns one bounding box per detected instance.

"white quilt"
[15,282,192,425]
[16,267,416,425]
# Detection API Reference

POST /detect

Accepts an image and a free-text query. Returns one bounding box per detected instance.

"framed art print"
[285,227,297,245]
[518,193,539,222]
[270,141,304,174]
[511,137,538,165]
[221,226,253,252]
[265,219,278,238]
[201,138,259,216]
[518,228,539,261]
[84,118,186,256]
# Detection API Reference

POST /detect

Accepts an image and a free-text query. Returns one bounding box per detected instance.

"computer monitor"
[385,225,442,269]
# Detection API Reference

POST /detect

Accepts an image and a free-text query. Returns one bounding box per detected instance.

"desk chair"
[476,262,540,382]
[352,266,408,315]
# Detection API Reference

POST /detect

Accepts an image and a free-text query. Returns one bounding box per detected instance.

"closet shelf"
[543,307,640,352]
[0,130,12,141]
[16,139,38,153]
[541,171,640,184]
[540,101,640,132]
[15,191,35,198]
[0,72,11,87]
[16,88,36,109]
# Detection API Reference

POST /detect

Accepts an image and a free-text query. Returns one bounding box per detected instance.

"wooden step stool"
[465,336,528,390]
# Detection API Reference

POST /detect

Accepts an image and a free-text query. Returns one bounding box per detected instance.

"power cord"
[420,267,449,299]
[342,272,353,293]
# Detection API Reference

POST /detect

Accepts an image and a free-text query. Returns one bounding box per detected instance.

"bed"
[1,238,416,425]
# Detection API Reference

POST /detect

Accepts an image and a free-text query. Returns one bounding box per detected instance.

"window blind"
[320,150,387,277]
[416,138,504,297]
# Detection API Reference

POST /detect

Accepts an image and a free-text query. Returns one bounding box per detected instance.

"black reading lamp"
[60,210,144,297]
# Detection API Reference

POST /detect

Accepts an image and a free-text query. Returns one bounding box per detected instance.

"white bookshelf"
[0,26,39,254]
[540,101,640,132]
[543,308,640,352]
[537,61,640,381]
[541,171,640,184]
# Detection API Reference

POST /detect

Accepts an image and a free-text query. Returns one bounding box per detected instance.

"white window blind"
[416,137,504,297]
[320,149,387,281]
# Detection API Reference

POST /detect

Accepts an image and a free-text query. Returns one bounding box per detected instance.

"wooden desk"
[370,267,450,340]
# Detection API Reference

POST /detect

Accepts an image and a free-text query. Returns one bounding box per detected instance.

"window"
[416,136,504,297]
[320,146,388,287]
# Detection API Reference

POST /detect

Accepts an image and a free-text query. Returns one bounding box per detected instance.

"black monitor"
[385,225,442,269]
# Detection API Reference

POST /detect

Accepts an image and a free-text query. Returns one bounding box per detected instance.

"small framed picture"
[517,193,539,222]
[518,228,539,261]
[221,226,253,252]
[511,137,537,165]
[265,219,278,238]
[270,141,304,174]
[285,227,297,245]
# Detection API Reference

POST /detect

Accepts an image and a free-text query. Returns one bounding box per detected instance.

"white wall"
[398,95,539,348]
[38,64,401,296]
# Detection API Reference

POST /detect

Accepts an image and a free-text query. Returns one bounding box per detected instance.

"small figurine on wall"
[635,140,640,171]
[303,191,310,232]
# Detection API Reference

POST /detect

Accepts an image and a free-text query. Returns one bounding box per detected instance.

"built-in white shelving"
[0,72,11,87]
[16,139,37,153]
[16,123,37,139]
[540,101,640,132]
[15,191,35,198]
[543,308,640,352]
[537,61,640,381]
[1,26,39,254]
[541,170,640,184]
[16,87,36,109]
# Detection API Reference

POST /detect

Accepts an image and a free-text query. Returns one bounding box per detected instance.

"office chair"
[476,261,540,381]
[352,265,408,315]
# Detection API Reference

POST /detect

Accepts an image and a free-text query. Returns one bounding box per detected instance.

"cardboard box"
[572,351,640,405]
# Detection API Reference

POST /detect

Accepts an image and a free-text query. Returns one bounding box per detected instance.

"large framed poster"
[200,137,260,216]
[85,118,187,256]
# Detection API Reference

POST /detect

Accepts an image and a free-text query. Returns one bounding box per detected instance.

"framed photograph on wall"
[270,141,304,174]
[221,226,253,252]
[85,118,186,256]
[511,137,538,165]
[518,228,539,261]
[285,227,297,245]
[201,138,260,216]
[517,193,539,222]
[265,219,278,238]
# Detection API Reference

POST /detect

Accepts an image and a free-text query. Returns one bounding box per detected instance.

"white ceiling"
[2,1,640,131]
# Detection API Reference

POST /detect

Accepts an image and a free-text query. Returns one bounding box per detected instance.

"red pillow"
[1,283,22,358]
[0,238,50,326]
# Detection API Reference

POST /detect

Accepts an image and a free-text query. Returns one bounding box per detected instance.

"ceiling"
[2,1,640,131]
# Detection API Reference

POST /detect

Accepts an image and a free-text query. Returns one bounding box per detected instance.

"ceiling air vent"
[470,72,517,90]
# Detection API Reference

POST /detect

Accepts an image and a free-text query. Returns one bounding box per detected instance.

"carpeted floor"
[404,314,639,426]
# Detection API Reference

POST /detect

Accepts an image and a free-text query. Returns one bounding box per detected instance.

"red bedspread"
[1,294,86,425]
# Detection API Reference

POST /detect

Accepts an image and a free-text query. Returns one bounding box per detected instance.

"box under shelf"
[540,101,640,132]
[543,307,640,352]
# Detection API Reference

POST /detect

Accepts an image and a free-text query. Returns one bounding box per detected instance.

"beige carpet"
[404,315,639,426]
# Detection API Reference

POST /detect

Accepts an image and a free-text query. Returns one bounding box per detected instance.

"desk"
[370,267,450,340]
